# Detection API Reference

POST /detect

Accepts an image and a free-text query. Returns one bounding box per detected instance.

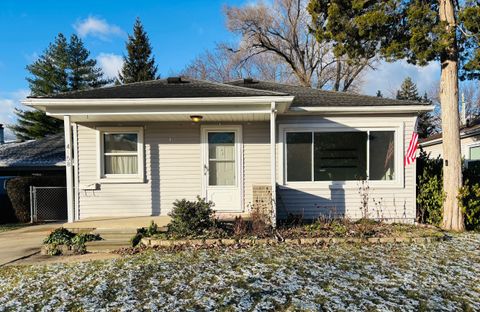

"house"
[0,132,65,177]
[22,78,432,224]
[420,117,480,166]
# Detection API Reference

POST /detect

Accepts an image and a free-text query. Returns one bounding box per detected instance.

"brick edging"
[141,235,444,248]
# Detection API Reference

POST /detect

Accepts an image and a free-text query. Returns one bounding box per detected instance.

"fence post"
[29,186,34,223]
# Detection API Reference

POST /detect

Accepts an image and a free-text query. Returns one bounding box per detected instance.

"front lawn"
[0,223,29,233]
[0,234,479,311]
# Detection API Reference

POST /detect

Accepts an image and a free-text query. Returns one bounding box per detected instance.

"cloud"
[362,60,441,97]
[0,89,30,141]
[97,53,123,79]
[73,16,125,40]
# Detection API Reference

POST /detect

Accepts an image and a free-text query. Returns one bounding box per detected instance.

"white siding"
[75,115,417,222]
[422,135,480,160]
[76,122,270,218]
[275,115,417,222]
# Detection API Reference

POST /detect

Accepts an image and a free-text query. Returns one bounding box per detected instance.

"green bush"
[131,221,162,247]
[43,227,102,255]
[458,181,480,231]
[6,176,65,223]
[168,197,215,237]
[416,151,444,225]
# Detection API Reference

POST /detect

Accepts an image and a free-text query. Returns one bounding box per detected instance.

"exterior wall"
[75,114,417,223]
[422,135,480,160]
[275,114,417,222]
[75,122,270,219]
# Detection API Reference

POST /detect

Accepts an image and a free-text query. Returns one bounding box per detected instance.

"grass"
[0,233,478,311]
[0,223,29,233]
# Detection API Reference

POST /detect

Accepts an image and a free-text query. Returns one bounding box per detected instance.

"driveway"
[0,223,60,266]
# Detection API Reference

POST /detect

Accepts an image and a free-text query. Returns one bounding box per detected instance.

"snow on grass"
[0,233,479,311]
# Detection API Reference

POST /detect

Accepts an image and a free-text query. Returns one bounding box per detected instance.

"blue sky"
[0,0,442,139]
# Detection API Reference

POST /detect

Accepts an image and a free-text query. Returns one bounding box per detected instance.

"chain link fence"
[30,186,68,222]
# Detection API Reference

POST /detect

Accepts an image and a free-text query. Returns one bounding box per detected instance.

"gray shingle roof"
[29,78,287,99]
[227,79,428,107]
[0,133,65,167]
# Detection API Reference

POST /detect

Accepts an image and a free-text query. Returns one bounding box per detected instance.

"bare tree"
[224,0,374,91]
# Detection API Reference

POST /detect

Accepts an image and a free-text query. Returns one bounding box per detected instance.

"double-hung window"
[285,128,398,184]
[97,127,144,182]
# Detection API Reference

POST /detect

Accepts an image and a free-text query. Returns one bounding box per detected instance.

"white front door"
[202,126,242,212]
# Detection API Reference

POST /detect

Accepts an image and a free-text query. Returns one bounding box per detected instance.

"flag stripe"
[405,132,419,166]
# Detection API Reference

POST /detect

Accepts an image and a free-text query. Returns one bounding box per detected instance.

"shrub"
[233,216,248,237]
[250,205,271,236]
[6,176,65,223]
[131,221,162,247]
[458,181,480,231]
[43,227,101,255]
[167,197,215,237]
[416,151,444,225]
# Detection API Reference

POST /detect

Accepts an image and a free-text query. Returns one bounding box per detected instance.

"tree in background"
[307,0,480,231]
[117,18,158,84]
[396,77,438,139]
[217,0,375,91]
[11,34,109,140]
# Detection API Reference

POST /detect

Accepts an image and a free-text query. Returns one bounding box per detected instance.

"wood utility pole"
[439,0,464,231]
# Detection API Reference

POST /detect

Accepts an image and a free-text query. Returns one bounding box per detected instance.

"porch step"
[86,241,131,253]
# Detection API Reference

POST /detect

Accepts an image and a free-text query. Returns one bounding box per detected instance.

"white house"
[23,78,432,224]
[420,118,480,166]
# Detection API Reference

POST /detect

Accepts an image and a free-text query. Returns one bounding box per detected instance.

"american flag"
[405,132,419,166]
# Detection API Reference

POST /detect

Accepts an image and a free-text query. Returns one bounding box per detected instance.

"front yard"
[0,233,479,311]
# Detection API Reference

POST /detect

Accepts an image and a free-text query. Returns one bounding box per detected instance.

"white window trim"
[96,126,145,183]
[278,122,405,189]
[466,142,480,167]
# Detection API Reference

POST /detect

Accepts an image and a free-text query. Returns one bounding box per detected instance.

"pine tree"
[376,90,383,98]
[396,77,437,139]
[118,18,158,84]
[308,0,480,231]
[10,33,109,140]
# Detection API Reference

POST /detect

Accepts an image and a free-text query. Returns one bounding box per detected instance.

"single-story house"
[22,78,432,224]
[420,118,480,166]
[0,132,65,176]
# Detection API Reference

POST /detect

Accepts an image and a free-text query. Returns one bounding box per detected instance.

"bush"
[458,181,480,231]
[416,151,444,225]
[6,176,65,223]
[168,197,215,237]
[131,221,162,247]
[43,227,101,255]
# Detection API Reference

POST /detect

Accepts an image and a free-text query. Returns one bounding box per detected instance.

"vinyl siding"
[75,122,270,218]
[75,114,417,222]
[275,115,417,222]
[422,135,480,160]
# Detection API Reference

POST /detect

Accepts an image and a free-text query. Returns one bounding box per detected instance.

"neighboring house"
[420,118,480,166]
[22,78,432,224]
[0,133,65,176]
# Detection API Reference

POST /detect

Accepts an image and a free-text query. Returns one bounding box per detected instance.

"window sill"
[279,181,404,190]
[98,177,146,184]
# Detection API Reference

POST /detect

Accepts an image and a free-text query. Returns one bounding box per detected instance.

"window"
[285,129,396,183]
[470,146,480,161]
[98,127,144,182]
[208,132,236,186]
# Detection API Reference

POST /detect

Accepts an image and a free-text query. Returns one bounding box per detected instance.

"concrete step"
[85,240,131,253]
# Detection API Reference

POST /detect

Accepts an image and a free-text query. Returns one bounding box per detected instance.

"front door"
[202,126,242,212]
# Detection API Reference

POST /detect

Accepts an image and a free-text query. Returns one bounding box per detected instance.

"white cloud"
[362,60,441,97]
[0,89,30,141]
[97,53,123,79]
[74,16,125,40]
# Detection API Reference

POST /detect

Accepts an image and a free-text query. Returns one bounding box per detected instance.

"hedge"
[5,176,66,223]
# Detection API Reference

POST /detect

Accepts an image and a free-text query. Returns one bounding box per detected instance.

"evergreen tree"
[10,34,109,140]
[308,0,480,231]
[118,18,158,84]
[376,90,383,98]
[396,77,437,139]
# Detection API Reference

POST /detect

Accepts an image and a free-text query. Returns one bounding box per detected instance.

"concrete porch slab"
[63,216,171,233]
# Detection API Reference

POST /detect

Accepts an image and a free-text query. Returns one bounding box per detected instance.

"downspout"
[270,102,277,227]
[64,116,74,223]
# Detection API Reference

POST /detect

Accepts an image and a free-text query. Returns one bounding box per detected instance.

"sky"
[0,0,442,140]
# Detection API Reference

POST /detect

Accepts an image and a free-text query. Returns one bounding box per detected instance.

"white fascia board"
[46,110,271,116]
[288,105,434,114]
[22,96,294,107]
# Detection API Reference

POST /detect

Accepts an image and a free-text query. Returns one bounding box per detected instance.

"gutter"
[288,105,434,114]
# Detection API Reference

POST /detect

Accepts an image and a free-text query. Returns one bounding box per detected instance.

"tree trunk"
[439,0,464,231]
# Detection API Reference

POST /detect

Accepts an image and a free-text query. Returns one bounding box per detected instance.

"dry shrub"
[233,216,248,237]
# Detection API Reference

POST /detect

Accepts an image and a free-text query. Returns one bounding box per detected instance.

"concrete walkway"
[64,216,171,233]
[0,223,60,266]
